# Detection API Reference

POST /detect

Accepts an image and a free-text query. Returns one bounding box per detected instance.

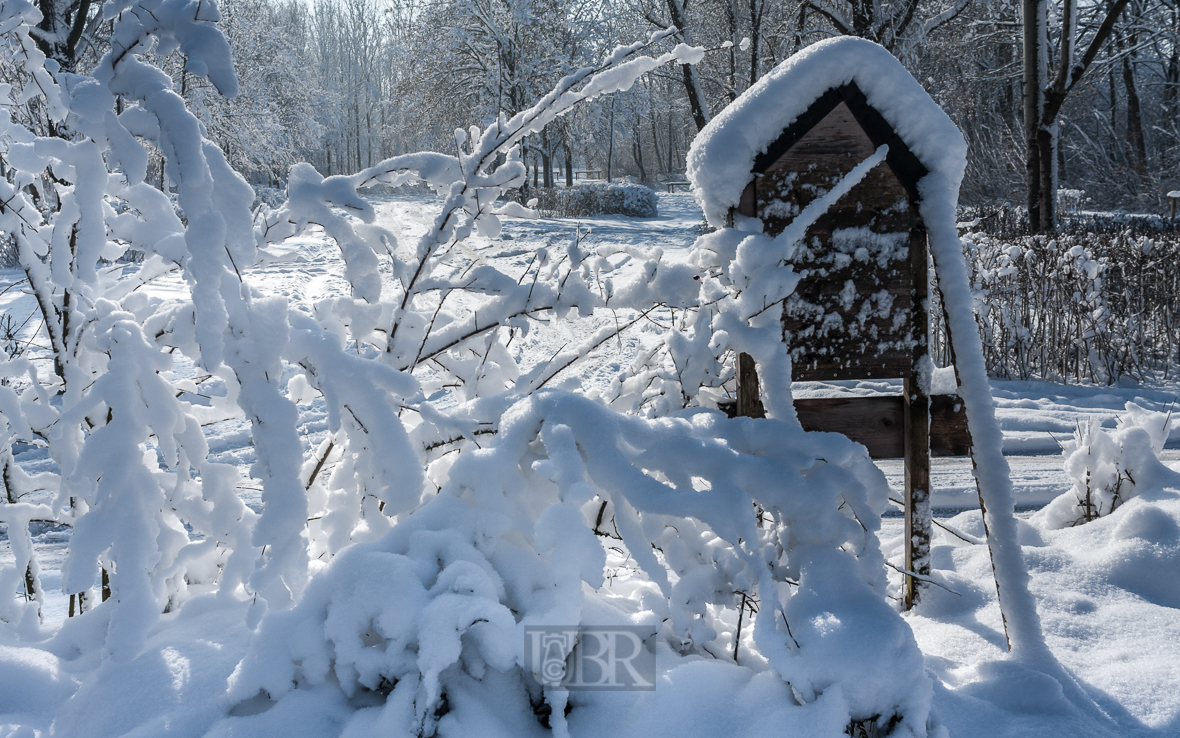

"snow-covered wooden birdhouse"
[687,37,981,608]
[733,81,927,382]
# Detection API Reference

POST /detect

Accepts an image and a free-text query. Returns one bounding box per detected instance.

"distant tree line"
[7,0,1178,220]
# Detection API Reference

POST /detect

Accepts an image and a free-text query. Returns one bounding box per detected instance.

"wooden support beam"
[794,396,904,457]
[904,224,932,610]
[792,395,968,459]
[930,394,970,456]
[736,352,766,418]
[903,376,931,610]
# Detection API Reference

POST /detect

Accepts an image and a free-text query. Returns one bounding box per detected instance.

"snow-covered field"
[2,191,1179,737]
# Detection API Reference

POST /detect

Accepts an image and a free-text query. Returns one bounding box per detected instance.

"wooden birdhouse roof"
[686,37,967,228]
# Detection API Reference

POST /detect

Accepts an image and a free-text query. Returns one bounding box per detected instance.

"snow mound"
[1037,402,1180,529]
[0,643,76,722]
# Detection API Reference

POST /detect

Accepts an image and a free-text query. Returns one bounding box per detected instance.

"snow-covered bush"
[529,182,659,218]
[0,0,266,642]
[0,0,704,647]
[1056,189,1086,214]
[230,392,933,736]
[1039,402,1178,528]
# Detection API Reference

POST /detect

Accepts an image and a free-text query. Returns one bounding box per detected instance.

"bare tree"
[1022,0,1131,232]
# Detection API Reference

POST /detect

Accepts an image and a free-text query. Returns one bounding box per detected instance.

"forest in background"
[11,0,1177,216]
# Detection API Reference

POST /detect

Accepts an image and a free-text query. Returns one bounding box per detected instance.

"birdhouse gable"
[751,83,928,202]
[687,36,967,229]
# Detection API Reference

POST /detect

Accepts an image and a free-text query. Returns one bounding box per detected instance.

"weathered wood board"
[793,394,970,458]
[744,100,923,381]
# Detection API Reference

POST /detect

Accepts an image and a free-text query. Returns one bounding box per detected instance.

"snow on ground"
[2,191,1180,736]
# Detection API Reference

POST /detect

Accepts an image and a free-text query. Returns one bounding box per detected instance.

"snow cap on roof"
[687,36,967,227]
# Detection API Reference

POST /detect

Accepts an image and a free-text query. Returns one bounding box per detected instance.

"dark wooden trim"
[839,84,929,201]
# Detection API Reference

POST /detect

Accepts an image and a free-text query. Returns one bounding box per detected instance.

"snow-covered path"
[880,449,1180,512]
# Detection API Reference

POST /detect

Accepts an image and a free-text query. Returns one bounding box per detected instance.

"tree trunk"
[633,118,647,183]
[607,98,615,183]
[650,114,665,176]
[1024,0,1130,232]
[366,108,373,168]
[749,0,762,88]
[542,128,553,188]
[665,0,711,131]
[668,114,676,171]
[1036,126,1055,233]
[1167,8,1180,175]
[1121,42,1147,177]
[1022,0,1047,231]
[1167,7,1180,120]
[565,143,573,188]
[354,107,362,172]
[724,0,737,102]
[35,0,93,74]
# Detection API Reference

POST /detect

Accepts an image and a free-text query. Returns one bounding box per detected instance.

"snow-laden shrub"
[530,183,659,218]
[0,0,703,652]
[1040,402,1177,528]
[1056,189,1086,214]
[230,391,932,737]
[0,0,266,643]
[939,224,1180,383]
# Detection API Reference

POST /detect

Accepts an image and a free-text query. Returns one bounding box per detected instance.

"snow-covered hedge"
[932,228,1180,384]
[528,183,659,218]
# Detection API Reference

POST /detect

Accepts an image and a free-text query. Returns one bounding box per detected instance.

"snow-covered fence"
[524,182,659,218]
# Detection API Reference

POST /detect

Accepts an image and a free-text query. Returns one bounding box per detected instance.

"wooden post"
[903,378,931,609]
[904,230,932,609]
[736,352,765,418]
